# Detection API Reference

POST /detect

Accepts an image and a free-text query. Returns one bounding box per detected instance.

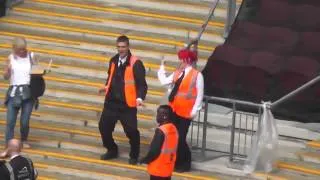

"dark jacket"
[4,155,37,180]
[104,51,148,108]
[140,128,165,164]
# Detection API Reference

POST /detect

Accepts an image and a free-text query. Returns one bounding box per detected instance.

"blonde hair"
[12,37,27,49]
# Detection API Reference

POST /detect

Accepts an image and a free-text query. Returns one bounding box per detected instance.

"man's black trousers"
[150,175,171,180]
[173,113,191,171]
[99,105,140,159]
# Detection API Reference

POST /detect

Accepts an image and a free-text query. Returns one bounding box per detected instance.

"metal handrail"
[272,74,320,109]
[204,96,262,108]
[186,0,220,48]
[195,74,320,164]
[224,0,237,38]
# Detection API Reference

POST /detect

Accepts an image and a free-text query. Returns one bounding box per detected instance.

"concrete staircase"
[0,0,319,179]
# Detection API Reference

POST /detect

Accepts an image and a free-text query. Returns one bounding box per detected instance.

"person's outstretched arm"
[157,60,174,86]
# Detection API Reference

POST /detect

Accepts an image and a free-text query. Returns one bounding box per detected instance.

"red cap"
[178,49,197,64]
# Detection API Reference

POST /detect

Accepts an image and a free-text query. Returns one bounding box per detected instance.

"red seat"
[237,67,270,102]
[264,27,298,55]
[297,32,320,58]
[303,0,320,6]
[249,51,284,75]
[293,5,320,31]
[215,44,249,67]
[227,21,265,50]
[286,56,319,78]
[203,45,249,97]
[258,0,292,26]
[285,56,320,101]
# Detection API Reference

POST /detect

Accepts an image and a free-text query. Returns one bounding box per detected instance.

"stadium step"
[277,158,320,177]
[25,0,227,34]
[0,42,177,78]
[0,85,157,121]
[36,170,89,180]
[201,104,320,140]
[0,15,215,53]
[11,2,224,45]
[0,143,230,180]
[34,161,141,180]
[0,29,209,67]
[307,140,320,150]
[296,151,320,164]
[0,0,281,179]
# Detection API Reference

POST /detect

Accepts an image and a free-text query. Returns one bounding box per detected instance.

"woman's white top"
[157,65,204,118]
[9,52,33,86]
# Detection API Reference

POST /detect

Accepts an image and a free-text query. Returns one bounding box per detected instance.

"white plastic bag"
[244,102,279,173]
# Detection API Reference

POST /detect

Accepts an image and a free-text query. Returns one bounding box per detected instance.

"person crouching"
[140,105,178,180]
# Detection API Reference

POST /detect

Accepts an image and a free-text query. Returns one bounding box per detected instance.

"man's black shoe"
[100,151,118,160]
[174,166,191,173]
[128,158,138,165]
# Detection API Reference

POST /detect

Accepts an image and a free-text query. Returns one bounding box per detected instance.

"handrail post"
[224,0,237,38]
[229,102,236,162]
[201,98,209,156]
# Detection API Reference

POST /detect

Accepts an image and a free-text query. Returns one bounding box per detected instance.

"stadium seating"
[204,0,320,123]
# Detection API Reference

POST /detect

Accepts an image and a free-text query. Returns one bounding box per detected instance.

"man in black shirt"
[4,139,37,180]
[98,35,148,165]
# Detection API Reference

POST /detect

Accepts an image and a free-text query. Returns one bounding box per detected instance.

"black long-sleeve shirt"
[104,52,148,107]
[140,129,165,164]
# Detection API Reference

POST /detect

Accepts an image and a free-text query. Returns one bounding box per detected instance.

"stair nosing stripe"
[37,176,57,180]
[13,6,221,38]
[0,120,150,145]
[254,173,288,180]
[0,18,213,51]
[277,162,320,176]
[0,145,218,180]
[0,31,211,61]
[0,93,154,120]
[0,57,166,96]
[0,78,160,105]
[0,43,177,71]
[30,0,224,28]
[34,162,137,180]
[307,141,320,149]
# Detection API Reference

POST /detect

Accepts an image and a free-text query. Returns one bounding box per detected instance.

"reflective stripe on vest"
[147,123,178,177]
[124,80,135,85]
[5,162,14,180]
[105,55,138,107]
[170,68,199,119]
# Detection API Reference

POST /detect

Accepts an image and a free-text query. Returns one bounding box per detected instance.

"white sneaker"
[22,142,31,149]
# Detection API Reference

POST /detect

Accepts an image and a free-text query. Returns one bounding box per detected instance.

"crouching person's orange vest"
[147,123,178,177]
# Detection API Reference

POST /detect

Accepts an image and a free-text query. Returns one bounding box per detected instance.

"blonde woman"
[1,37,37,157]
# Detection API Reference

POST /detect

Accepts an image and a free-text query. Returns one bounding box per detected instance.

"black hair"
[158,105,173,122]
[116,35,130,46]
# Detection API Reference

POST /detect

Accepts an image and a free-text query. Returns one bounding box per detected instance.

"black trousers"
[99,104,140,159]
[150,175,171,180]
[173,113,191,170]
[0,0,6,17]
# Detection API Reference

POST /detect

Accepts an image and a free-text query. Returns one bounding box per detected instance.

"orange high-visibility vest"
[105,55,138,107]
[147,123,178,177]
[170,68,199,119]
